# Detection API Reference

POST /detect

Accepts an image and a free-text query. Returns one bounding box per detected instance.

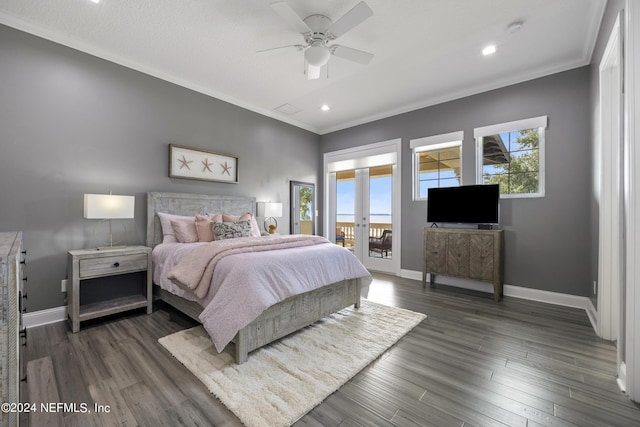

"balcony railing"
[336,222,391,248]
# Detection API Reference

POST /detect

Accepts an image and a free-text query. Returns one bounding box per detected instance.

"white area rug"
[158,299,426,427]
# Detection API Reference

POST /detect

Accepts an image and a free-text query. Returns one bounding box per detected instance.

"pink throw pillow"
[222,212,261,237]
[170,218,198,243]
[195,214,222,242]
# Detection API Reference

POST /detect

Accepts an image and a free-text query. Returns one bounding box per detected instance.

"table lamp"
[257,202,283,234]
[84,193,135,249]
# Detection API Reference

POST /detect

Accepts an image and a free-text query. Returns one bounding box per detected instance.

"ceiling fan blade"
[270,1,312,34]
[332,45,374,65]
[327,1,373,39]
[257,44,305,55]
[306,63,321,80]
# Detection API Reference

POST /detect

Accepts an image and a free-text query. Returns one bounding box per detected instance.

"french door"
[324,139,401,275]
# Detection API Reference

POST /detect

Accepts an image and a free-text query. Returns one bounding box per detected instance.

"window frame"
[474,116,547,199]
[410,131,464,201]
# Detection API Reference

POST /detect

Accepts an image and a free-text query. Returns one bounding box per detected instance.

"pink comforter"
[155,236,371,352]
[168,235,329,298]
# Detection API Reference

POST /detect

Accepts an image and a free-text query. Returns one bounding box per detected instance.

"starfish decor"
[221,161,232,176]
[178,155,192,170]
[202,158,213,173]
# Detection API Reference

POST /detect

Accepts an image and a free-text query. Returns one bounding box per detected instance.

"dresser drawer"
[79,253,148,279]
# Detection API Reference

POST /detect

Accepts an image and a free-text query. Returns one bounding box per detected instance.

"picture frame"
[169,144,238,183]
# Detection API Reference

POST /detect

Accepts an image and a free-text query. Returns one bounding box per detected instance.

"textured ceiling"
[0,0,606,134]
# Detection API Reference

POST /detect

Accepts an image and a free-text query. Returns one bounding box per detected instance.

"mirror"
[290,181,315,235]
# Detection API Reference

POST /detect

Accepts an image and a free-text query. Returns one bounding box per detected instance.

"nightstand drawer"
[79,253,148,279]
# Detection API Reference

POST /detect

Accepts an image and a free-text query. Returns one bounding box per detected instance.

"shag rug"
[158,299,426,427]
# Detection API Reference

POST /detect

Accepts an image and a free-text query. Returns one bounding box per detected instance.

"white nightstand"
[67,245,152,333]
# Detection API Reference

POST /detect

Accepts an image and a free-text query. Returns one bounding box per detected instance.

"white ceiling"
[0,0,606,135]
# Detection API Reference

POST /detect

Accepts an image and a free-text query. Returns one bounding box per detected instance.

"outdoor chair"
[369,229,392,258]
[336,226,345,246]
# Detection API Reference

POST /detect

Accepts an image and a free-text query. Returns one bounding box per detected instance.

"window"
[475,116,547,197]
[411,131,463,201]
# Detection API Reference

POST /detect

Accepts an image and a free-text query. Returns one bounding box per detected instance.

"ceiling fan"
[261,1,374,80]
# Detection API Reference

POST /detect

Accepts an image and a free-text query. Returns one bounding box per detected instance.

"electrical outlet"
[61,279,68,292]
[593,280,597,295]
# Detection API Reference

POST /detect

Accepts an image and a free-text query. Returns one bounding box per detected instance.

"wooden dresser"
[423,227,503,301]
[0,232,25,426]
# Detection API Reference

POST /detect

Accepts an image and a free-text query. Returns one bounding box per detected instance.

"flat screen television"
[427,184,500,226]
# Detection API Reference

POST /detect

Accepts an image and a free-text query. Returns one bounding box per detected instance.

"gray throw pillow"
[212,220,254,240]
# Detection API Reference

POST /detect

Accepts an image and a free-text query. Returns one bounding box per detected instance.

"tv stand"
[422,227,504,301]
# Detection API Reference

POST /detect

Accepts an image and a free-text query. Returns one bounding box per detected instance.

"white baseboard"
[23,273,598,334]
[400,269,422,281]
[401,270,496,294]
[23,306,66,329]
[433,275,495,294]
[402,269,597,333]
[502,284,593,310]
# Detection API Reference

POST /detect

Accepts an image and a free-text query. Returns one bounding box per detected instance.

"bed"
[146,192,371,364]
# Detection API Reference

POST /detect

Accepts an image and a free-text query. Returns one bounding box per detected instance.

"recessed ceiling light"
[482,45,497,56]
[89,0,101,4]
[320,104,331,112]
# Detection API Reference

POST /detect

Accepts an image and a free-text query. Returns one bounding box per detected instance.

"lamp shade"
[84,194,135,219]
[257,202,283,218]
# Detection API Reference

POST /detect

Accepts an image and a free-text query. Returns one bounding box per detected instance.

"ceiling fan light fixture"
[267,1,374,77]
[305,45,330,67]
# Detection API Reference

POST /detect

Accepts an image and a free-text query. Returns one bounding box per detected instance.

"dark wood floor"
[22,273,640,426]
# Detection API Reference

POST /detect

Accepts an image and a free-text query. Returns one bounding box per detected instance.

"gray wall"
[0,16,600,313]
[320,67,592,296]
[588,0,626,306]
[0,24,320,312]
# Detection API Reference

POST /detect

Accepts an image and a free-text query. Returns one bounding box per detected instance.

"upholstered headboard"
[146,192,256,247]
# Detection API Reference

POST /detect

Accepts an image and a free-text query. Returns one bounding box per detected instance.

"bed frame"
[146,192,361,364]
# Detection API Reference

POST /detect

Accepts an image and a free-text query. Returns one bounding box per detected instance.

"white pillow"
[157,212,194,243]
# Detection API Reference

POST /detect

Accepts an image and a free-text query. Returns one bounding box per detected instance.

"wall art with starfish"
[169,144,238,183]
